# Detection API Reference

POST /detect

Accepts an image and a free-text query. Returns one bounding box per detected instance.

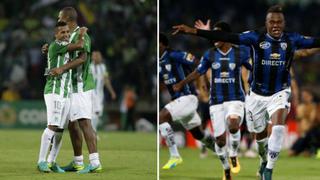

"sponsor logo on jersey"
[214,78,235,83]
[280,42,287,50]
[165,64,171,72]
[163,74,169,80]
[270,53,281,60]
[186,53,194,62]
[212,62,221,69]
[259,41,271,49]
[220,57,230,61]
[220,72,229,78]
[164,78,176,85]
[229,63,236,70]
[261,59,285,66]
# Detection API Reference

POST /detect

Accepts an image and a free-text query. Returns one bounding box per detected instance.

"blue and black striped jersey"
[197,45,251,105]
[159,49,197,100]
[239,29,316,95]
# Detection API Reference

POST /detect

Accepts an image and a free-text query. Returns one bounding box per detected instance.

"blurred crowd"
[160,0,320,157]
[0,0,156,102]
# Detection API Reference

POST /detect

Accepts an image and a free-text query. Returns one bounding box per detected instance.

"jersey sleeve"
[83,34,91,53]
[240,46,252,70]
[196,50,211,75]
[294,33,318,49]
[50,42,68,54]
[170,51,195,65]
[239,31,259,46]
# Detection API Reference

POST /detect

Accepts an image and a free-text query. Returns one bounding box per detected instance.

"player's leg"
[77,118,102,173]
[76,90,102,173]
[159,107,182,170]
[245,92,269,178]
[188,113,215,152]
[38,94,61,172]
[47,98,70,173]
[210,104,231,180]
[199,102,210,158]
[263,88,291,180]
[61,93,84,171]
[226,101,244,174]
[227,115,241,174]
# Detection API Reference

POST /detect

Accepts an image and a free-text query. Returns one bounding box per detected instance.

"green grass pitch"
[0,129,156,180]
[160,148,320,180]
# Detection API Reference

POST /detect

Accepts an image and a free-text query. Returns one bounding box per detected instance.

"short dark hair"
[55,21,67,28]
[267,4,284,14]
[61,7,78,22]
[213,21,232,33]
[160,32,169,46]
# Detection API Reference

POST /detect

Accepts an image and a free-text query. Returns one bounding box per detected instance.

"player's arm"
[241,67,250,94]
[66,27,88,52]
[296,34,320,49]
[173,52,210,92]
[172,24,243,44]
[172,51,199,65]
[290,69,299,107]
[293,48,320,59]
[49,53,87,76]
[104,74,117,100]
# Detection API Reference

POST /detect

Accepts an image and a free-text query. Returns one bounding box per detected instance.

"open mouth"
[272,28,281,35]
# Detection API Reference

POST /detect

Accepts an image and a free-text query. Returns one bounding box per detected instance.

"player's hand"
[41,43,49,54]
[172,24,197,35]
[79,27,88,36]
[194,19,211,30]
[173,83,182,92]
[49,67,64,76]
[111,92,117,100]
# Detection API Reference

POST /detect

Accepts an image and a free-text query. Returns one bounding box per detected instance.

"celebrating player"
[173,21,251,180]
[50,7,102,173]
[37,21,87,173]
[159,33,215,170]
[172,5,320,180]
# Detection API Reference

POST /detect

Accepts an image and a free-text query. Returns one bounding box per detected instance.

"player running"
[173,21,251,180]
[37,21,87,173]
[159,33,215,170]
[172,5,320,180]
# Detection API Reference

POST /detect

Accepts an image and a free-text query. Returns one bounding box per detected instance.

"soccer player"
[50,7,102,173]
[172,5,320,180]
[173,21,251,180]
[90,50,117,132]
[37,21,87,173]
[159,33,215,170]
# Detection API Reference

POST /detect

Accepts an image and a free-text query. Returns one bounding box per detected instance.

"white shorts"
[209,101,244,137]
[44,94,71,128]
[70,90,93,121]
[245,88,291,133]
[164,95,201,130]
[92,94,104,116]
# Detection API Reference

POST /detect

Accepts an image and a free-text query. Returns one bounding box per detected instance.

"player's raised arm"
[172,24,241,44]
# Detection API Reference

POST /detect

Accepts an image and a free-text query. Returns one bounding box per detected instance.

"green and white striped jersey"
[44,40,72,98]
[69,26,95,93]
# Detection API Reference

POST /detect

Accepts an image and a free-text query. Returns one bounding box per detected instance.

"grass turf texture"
[160,148,320,180]
[0,129,156,180]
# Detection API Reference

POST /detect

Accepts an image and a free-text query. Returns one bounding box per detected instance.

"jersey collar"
[217,47,232,56]
[266,33,283,41]
[160,50,168,61]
